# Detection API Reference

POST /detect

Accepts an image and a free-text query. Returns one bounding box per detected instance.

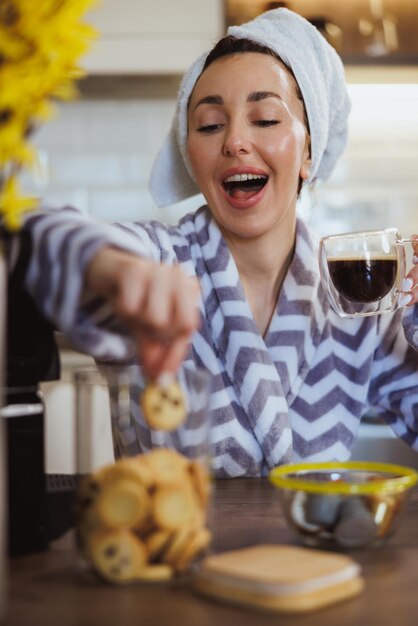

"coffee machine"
[5,230,60,556]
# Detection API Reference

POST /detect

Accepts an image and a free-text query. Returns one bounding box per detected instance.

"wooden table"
[4,478,418,626]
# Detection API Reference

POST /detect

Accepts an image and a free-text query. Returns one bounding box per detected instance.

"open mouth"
[222,173,268,200]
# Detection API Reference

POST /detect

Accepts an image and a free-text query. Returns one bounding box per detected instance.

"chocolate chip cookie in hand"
[141,377,186,431]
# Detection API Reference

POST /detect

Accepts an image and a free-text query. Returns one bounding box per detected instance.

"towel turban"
[150,8,351,207]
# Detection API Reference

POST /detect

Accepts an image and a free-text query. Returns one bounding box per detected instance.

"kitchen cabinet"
[227,0,418,65]
[82,0,224,74]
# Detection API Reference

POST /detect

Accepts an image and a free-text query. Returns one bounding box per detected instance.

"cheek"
[267,136,299,167]
[187,136,196,162]
[265,127,307,171]
[187,138,218,190]
[186,139,202,183]
[187,138,205,176]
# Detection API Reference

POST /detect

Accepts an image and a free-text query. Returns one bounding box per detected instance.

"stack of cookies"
[76,376,212,584]
[76,448,212,584]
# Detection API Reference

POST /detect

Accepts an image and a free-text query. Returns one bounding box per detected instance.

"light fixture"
[359,0,398,57]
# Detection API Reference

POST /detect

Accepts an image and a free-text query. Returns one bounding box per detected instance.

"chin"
[223,217,277,241]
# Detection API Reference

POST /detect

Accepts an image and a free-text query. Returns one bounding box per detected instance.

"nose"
[222,122,251,157]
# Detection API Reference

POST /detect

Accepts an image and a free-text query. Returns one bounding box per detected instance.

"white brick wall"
[311,84,418,236]
[23,88,204,225]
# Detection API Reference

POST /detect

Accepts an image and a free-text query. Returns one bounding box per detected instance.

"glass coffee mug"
[319,228,414,317]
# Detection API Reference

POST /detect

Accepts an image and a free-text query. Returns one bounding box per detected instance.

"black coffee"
[327,256,397,303]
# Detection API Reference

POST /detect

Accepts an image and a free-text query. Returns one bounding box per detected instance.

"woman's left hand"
[399,235,418,307]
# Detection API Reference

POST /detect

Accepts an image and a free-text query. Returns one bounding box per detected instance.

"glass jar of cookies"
[74,363,212,585]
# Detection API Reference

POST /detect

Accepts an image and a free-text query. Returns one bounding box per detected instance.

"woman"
[23,9,418,476]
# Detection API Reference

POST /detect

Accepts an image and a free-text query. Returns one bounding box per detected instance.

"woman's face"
[187,52,311,242]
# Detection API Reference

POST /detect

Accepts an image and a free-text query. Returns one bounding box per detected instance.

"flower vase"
[0,241,7,620]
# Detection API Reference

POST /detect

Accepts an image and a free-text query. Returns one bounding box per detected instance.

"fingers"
[144,274,201,378]
[140,264,199,335]
[134,267,200,379]
[113,258,148,316]
[138,333,192,382]
[171,265,201,338]
[413,235,418,265]
[94,252,200,379]
[399,235,418,307]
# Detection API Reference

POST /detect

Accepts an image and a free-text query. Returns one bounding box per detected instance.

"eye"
[255,120,279,127]
[197,124,223,133]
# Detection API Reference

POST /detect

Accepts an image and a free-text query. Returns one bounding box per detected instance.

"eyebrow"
[193,91,282,111]
[193,95,223,110]
[248,91,282,103]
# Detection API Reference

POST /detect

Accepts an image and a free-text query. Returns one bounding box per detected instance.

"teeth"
[223,173,267,183]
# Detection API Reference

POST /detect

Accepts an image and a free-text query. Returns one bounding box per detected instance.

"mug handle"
[395,238,415,302]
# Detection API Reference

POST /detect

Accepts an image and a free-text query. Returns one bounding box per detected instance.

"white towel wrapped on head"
[150,8,351,207]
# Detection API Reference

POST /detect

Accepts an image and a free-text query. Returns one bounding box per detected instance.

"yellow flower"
[0,0,98,232]
[0,177,38,232]
[0,112,35,167]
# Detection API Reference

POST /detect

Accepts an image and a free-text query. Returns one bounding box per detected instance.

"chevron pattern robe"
[24,206,418,477]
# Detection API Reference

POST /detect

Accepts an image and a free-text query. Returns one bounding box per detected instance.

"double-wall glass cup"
[319,228,414,317]
[74,363,212,586]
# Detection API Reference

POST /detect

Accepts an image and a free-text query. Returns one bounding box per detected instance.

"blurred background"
[21,0,418,472]
[22,0,418,239]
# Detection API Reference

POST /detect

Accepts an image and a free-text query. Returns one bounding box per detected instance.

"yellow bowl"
[269,461,418,549]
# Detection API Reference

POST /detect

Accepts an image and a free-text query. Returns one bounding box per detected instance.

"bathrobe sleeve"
[367,308,418,449]
[21,206,167,361]
[402,303,418,353]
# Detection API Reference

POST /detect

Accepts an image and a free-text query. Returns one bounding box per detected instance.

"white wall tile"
[84,102,158,148]
[89,189,157,222]
[125,153,152,186]
[33,103,89,150]
[50,154,128,186]
[40,189,90,214]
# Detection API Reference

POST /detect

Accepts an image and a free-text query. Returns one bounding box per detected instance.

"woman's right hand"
[85,247,201,380]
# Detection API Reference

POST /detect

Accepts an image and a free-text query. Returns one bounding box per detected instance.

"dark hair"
[201,36,310,194]
[204,36,283,70]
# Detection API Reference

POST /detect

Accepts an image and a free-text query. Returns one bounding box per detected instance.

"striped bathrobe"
[24,205,418,477]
